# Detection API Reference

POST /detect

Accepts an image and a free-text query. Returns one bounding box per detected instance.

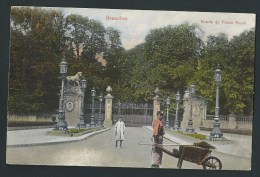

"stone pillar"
[104,86,113,127]
[63,84,81,127]
[192,99,205,129]
[201,102,207,126]
[228,113,237,129]
[181,90,207,130]
[153,87,160,119]
[77,79,87,128]
[181,90,190,130]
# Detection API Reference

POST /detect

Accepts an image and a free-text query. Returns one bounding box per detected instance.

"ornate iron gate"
[85,103,105,125]
[112,102,153,127]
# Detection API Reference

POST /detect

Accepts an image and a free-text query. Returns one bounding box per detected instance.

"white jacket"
[114,121,125,141]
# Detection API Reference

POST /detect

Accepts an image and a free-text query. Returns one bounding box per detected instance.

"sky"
[49,7,255,50]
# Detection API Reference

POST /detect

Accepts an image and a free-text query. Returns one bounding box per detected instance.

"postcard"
[6,6,255,171]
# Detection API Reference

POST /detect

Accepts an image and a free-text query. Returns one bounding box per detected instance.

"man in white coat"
[114,117,126,148]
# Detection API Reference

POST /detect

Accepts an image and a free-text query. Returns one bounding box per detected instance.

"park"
[6,7,254,170]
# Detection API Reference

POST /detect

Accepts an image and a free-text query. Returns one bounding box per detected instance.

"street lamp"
[97,92,104,127]
[210,64,223,138]
[78,79,87,128]
[165,96,170,128]
[186,84,196,133]
[90,87,96,127]
[56,58,68,130]
[173,90,180,130]
[118,101,122,118]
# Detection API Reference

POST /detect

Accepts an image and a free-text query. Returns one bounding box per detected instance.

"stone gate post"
[104,86,114,127]
[153,87,160,119]
[228,113,237,129]
[181,89,207,130]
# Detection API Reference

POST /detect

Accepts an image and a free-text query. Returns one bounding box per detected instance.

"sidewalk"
[7,127,110,147]
[145,126,252,158]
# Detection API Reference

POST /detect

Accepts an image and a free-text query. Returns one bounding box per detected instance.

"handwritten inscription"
[106,15,128,21]
[201,20,246,25]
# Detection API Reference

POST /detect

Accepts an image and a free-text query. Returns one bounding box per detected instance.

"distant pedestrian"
[114,117,126,148]
[151,111,165,168]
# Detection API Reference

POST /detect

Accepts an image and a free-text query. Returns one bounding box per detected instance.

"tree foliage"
[8,7,255,116]
[9,7,66,113]
[192,29,255,114]
[128,24,204,108]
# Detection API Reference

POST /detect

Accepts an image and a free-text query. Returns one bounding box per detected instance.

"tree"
[192,30,255,115]
[126,44,152,102]
[81,19,107,62]
[192,33,230,114]
[223,28,255,115]
[127,23,205,103]
[9,7,67,113]
[8,7,255,117]
[65,14,90,60]
[103,27,130,101]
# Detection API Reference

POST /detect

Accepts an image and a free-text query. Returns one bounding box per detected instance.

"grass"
[168,130,206,140]
[177,130,206,140]
[47,127,103,137]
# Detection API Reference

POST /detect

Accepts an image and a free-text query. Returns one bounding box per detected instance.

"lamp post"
[186,84,195,133]
[56,58,68,130]
[78,79,87,128]
[153,86,160,119]
[165,96,170,128]
[118,101,122,118]
[173,90,180,130]
[210,65,223,138]
[90,87,96,127]
[97,92,104,127]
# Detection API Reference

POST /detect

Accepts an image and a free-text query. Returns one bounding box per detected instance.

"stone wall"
[200,114,253,131]
[200,114,252,131]
[8,113,53,122]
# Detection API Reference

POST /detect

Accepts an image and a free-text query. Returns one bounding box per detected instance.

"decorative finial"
[106,86,112,93]
[155,87,160,96]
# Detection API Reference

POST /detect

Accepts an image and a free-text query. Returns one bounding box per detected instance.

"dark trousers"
[115,140,123,147]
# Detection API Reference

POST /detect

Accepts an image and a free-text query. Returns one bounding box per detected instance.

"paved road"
[6,127,250,170]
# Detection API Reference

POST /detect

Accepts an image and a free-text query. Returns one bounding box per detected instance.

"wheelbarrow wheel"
[202,156,222,170]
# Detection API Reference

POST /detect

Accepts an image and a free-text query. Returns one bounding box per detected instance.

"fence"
[206,115,229,121]
[202,114,252,131]
[85,103,105,125]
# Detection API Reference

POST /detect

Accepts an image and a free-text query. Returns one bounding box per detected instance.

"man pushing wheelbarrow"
[151,111,165,168]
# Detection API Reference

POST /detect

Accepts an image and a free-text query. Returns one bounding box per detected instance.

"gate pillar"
[104,86,114,127]
[153,87,160,119]
[181,89,207,130]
